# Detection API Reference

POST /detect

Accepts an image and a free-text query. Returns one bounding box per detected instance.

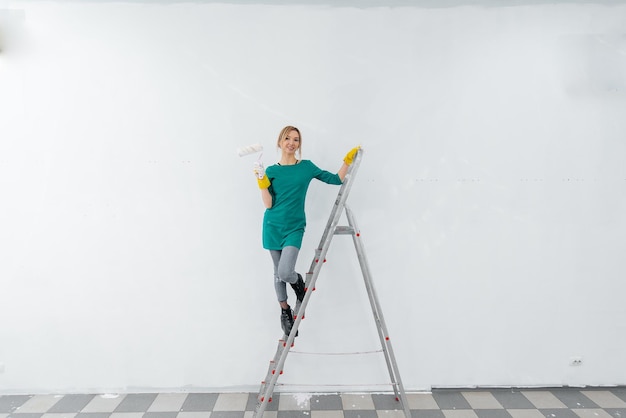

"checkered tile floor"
[1,388,626,418]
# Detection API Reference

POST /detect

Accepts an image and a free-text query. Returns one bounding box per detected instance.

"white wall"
[1,0,625,394]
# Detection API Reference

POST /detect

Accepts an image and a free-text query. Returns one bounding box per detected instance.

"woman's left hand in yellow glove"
[343,146,361,165]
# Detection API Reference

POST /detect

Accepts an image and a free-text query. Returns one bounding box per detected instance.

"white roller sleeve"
[236,143,264,157]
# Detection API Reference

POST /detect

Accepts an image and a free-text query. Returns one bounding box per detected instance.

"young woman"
[253,126,359,336]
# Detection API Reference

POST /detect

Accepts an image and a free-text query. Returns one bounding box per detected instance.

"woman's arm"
[338,146,360,182]
[260,188,273,208]
[338,162,349,182]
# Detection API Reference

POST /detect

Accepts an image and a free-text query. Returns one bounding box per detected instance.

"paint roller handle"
[253,160,265,179]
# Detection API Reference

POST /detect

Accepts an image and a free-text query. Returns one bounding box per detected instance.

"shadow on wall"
[0,9,26,55]
[558,34,626,98]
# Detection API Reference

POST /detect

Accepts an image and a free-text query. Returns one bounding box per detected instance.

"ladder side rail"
[344,205,399,396]
[255,342,287,418]
[306,149,363,276]
[254,337,287,416]
[345,206,412,418]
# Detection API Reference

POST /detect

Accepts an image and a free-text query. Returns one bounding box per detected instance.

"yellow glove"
[253,160,271,189]
[343,146,361,165]
[257,175,271,189]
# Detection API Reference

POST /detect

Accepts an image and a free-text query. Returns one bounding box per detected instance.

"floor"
[2,387,626,418]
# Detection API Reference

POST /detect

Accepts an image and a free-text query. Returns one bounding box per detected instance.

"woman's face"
[280,130,301,156]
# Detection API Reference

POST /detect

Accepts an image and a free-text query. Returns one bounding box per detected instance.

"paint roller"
[237,143,265,179]
[236,143,263,157]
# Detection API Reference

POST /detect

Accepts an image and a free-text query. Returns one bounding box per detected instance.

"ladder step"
[334,226,355,235]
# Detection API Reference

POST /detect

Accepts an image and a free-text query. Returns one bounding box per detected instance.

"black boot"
[280,305,298,337]
[290,273,306,303]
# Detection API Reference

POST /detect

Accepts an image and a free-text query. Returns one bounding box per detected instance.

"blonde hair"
[277,126,302,159]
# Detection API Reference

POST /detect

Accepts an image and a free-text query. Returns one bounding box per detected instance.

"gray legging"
[270,246,300,303]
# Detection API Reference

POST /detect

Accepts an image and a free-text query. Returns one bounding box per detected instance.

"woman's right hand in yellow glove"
[253,161,270,189]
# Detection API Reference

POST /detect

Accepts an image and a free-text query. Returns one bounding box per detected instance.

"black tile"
[246,393,259,411]
[48,395,95,413]
[277,411,311,418]
[549,390,598,409]
[310,394,342,410]
[412,410,446,418]
[612,388,626,404]
[7,414,42,418]
[180,393,219,412]
[0,396,32,413]
[372,394,404,410]
[606,409,626,418]
[76,413,111,418]
[344,410,379,418]
[491,390,536,409]
[432,391,472,410]
[211,412,245,418]
[539,408,580,418]
[114,394,158,413]
[475,410,513,418]
[144,412,178,418]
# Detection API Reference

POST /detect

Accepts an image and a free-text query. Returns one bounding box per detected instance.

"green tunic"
[263,160,342,250]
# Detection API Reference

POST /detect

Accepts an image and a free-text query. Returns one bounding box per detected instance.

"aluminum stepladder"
[253,149,411,418]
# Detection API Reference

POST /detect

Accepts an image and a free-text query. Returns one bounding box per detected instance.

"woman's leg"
[270,247,301,336]
[276,246,300,284]
[270,249,288,307]
[270,246,300,307]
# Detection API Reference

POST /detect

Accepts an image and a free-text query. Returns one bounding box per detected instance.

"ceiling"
[15,0,626,7]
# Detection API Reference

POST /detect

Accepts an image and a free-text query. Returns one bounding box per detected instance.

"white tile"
[521,391,567,409]
[377,410,406,418]
[278,393,311,411]
[507,410,546,418]
[462,392,504,409]
[149,394,188,412]
[581,391,626,408]
[572,409,614,418]
[213,394,249,412]
[109,413,145,418]
[15,395,61,413]
[406,393,439,410]
[41,413,77,418]
[341,394,375,410]
[311,411,344,418]
[442,410,479,418]
[176,412,211,418]
[82,395,125,413]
